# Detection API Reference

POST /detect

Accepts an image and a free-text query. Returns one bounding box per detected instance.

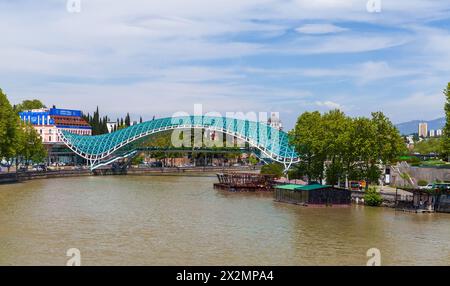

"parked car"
[18,166,28,172]
[32,164,47,172]
[419,184,434,190]
[149,161,163,168]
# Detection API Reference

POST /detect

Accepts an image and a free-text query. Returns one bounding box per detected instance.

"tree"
[418,180,428,187]
[13,99,46,113]
[15,122,47,167]
[442,83,450,161]
[260,163,284,178]
[0,89,21,164]
[125,113,131,127]
[321,110,352,185]
[413,138,442,155]
[371,112,406,165]
[289,111,326,182]
[248,155,259,166]
[290,109,405,187]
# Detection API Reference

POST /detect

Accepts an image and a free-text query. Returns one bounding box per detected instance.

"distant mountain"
[395,117,446,135]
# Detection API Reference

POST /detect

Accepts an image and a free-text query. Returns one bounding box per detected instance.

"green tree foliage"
[83,106,109,135]
[417,180,428,186]
[288,111,326,182]
[290,109,406,186]
[1,90,47,167]
[15,122,47,165]
[364,187,383,206]
[125,113,131,127]
[248,155,259,166]
[0,89,21,160]
[442,83,450,160]
[413,138,442,155]
[260,163,284,178]
[131,153,144,165]
[13,99,46,113]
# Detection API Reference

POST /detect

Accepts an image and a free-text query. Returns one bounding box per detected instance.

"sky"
[1,0,450,129]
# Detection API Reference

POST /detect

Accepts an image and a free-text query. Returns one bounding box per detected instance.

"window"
[49,136,52,141]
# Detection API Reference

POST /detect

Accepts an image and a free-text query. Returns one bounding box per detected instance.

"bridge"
[59,116,300,171]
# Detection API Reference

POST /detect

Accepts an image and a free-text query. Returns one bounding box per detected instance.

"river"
[0,175,449,265]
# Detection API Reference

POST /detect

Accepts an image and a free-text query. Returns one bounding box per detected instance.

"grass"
[417,160,450,167]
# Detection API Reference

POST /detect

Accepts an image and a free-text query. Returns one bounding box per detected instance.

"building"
[19,107,92,164]
[106,121,117,133]
[267,112,283,130]
[20,108,92,143]
[436,129,443,137]
[429,129,435,137]
[395,184,450,213]
[418,122,428,138]
[274,184,351,207]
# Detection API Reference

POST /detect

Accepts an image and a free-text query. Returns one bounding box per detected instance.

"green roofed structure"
[274,184,351,207]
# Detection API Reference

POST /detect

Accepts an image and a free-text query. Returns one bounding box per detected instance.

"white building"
[106,121,117,133]
[19,107,92,144]
[436,129,443,137]
[418,122,428,138]
[267,112,283,130]
[429,129,435,137]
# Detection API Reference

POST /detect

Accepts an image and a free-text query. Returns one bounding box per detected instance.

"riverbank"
[0,169,91,184]
[0,165,259,184]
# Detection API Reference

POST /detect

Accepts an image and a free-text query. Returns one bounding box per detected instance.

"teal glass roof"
[60,116,300,165]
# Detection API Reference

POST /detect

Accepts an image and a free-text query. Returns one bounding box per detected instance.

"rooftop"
[275,184,332,191]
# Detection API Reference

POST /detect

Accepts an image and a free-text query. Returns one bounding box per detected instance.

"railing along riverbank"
[1,165,260,183]
[94,166,260,176]
[0,169,92,184]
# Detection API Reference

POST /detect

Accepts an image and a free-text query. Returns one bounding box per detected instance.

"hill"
[395,117,446,135]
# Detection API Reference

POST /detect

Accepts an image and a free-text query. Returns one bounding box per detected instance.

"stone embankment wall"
[391,162,450,186]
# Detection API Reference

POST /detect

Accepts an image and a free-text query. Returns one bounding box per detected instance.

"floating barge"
[214,173,275,192]
[274,184,351,207]
[394,187,450,213]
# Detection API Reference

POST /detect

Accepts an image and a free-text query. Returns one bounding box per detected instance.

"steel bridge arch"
[59,116,300,171]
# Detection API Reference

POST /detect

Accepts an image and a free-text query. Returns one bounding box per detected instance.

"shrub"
[260,163,284,178]
[418,180,428,186]
[364,187,383,207]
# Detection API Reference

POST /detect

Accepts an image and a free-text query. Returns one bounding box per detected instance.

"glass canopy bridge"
[59,116,300,171]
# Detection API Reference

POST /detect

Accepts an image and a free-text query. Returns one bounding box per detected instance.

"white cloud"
[294,35,411,54]
[380,92,445,123]
[1,0,450,128]
[315,100,343,110]
[295,24,347,34]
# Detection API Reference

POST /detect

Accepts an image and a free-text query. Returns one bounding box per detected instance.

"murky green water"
[0,175,449,265]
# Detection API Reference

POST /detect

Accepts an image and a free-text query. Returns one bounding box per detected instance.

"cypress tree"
[125,113,131,127]
[443,83,450,161]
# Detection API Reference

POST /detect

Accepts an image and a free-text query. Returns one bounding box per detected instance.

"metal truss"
[58,116,300,171]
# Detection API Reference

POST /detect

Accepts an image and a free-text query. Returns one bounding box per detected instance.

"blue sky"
[1,0,450,129]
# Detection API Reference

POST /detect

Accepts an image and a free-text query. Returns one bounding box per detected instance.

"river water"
[0,175,449,265]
